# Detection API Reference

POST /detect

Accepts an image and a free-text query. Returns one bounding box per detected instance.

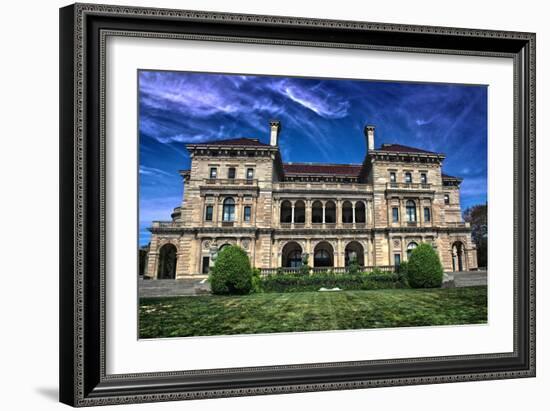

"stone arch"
[314,241,334,268]
[452,241,466,272]
[158,243,177,279]
[345,241,364,266]
[282,241,303,268]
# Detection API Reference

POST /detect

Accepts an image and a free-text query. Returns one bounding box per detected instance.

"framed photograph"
[59,3,535,407]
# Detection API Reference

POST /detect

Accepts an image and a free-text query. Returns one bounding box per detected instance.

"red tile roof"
[283,163,363,176]
[192,137,271,147]
[377,143,438,155]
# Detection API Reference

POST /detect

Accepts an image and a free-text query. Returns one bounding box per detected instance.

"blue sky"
[139,70,488,246]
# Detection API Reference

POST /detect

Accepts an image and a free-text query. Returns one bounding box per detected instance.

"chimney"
[364,124,375,151]
[270,120,281,146]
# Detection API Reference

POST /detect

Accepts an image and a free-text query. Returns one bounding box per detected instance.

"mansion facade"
[145,120,477,279]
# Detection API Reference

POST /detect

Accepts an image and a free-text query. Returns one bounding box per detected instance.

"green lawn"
[139,286,487,338]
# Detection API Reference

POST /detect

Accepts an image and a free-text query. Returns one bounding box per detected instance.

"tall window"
[404,172,412,183]
[205,205,213,221]
[227,167,236,179]
[202,257,210,274]
[222,197,235,222]
[420,173,427,184]
[246,168,254,180]
[209,167,217,179]
[424,207,431,222]
[394,253,401,267]
[444,194,450,204]
[392,207,399,223]
[406,200,417,222]
[390,172,396,183]
[243,206,251,222]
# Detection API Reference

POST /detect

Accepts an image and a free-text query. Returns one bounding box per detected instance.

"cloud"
[270,80,350,119]
[139,165,173,177]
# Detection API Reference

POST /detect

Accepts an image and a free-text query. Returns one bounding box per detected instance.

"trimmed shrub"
[260,271,401,293]
[209,245,252,295]
[406,243,444,288]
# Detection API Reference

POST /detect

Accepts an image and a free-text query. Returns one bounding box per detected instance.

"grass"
[139,286,487,338]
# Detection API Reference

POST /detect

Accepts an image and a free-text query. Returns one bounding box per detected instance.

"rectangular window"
[404,172,412,183]
[228,167,236,179]
[202,257,210,274]
[243,206,251,222]
[392,207,399,223]
[209,167,217,179]
[444,194,450,205]
[205,205,213,221]
[420,173,427,184]
[390,172,396,183]
[394,254,401,267]
[424,207,431,222]
[246,168,254,180]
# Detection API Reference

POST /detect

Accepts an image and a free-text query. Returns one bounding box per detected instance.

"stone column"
[291,201,295,225]
[352,201,356,225]
[305,199,312,228]
[336,199,342,227]
[322,202,326,224]
[400,198,407,226]
[418,198,423,226]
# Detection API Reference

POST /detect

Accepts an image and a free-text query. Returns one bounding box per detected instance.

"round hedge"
[406,243,444,288]
[210,245,252,295]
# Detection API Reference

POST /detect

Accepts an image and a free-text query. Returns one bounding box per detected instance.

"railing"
[386,182,432,190]
[151,221,177,228]
[275,182,370,191]
[204,178,257,186]
[445,222,471,228]
[259,266,395,276]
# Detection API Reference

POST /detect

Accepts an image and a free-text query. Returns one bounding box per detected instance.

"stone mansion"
[145,120,477,279]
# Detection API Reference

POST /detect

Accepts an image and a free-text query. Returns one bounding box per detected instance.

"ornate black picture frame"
[59,3,535,407]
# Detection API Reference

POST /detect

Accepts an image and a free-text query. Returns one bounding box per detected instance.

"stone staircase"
[445,271,487,288]
[139,277,210,298]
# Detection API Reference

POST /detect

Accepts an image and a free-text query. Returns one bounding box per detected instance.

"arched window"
[342,201,353,223]
[222,197,235,222]
[294,200,306,223]
[280,200,292,223]
[282,242,303,268]
[355,201,366,223]
[407,242,418,259]
[312,201,323,223]
[314,242,334,267]
[406,200,417,222]
[325,201,336,223]
[158,244,177,279]
[345,241,365,266]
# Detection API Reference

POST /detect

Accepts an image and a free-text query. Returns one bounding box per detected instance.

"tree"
[407,243,444,288]
[463,203,488,268]
[209,245,253,295]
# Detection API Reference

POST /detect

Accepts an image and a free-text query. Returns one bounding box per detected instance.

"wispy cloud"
[270,80,350,119]
[139,165,173,177]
